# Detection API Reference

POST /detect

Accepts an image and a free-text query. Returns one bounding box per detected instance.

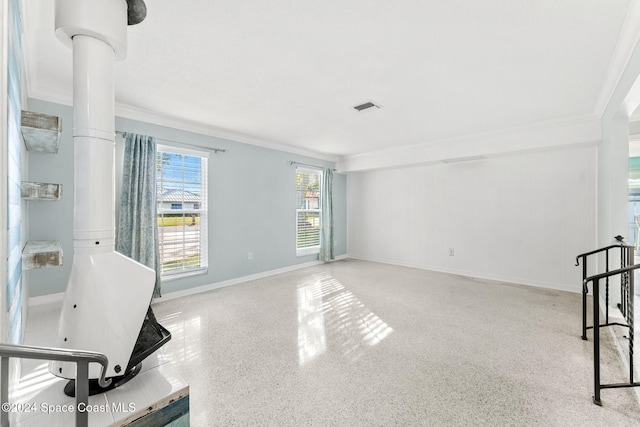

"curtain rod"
[289,161,336,171]
[116,131,228,154]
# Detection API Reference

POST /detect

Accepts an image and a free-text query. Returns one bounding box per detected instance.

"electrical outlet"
[248,252,253,260]
[449,248,454,256]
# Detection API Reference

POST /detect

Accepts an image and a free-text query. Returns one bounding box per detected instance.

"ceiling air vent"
[353,101,381,112]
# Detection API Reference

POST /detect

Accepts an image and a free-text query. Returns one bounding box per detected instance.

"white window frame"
[296,167,323,257]
[157,144,209,280]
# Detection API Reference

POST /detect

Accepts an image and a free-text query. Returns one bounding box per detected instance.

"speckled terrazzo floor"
[152,259,640,426]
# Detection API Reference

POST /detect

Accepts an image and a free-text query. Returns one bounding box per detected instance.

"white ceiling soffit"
[21,0,635,166]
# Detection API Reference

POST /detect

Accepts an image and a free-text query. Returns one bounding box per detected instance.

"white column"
[72,35,116,245]
[598,115,630,309]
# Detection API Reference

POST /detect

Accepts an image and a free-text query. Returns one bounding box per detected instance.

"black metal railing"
[0,343,110,427]
[575,243,634,340]
[584,263,640,406]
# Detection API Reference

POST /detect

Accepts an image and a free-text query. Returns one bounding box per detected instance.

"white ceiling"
[21,1,634,161]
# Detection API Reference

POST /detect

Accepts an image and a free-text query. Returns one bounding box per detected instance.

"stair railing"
[0,343,111,427]
[575,243,634,340]
[584,263,640,406]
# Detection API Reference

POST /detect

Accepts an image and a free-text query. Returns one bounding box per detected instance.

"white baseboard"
[28,292,64,307]
[28,256,348,307]
[346,254,579,294]
[29,254,571,306]
[153,255,347,303]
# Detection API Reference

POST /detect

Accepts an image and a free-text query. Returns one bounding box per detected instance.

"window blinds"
[296,168,322,251]
[156,147,208,276]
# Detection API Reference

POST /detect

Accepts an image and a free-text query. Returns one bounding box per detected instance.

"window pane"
[295,168,322,251]
[296,171,320,209]
[157,149,208,276]
[297,211,320,248]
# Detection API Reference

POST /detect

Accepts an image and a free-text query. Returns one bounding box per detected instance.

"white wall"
[347,146,597,292]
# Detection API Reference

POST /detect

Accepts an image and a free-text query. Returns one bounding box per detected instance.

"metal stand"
[64,362,142,397]
[63,306,171,398]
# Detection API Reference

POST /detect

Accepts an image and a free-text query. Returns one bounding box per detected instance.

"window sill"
[296,247,320,257]
[161,267,208,282]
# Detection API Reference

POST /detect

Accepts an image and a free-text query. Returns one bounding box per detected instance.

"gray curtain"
[320,167,334,262]
[116,133,161,297]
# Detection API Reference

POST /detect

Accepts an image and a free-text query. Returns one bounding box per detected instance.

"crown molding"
[337,115,601,173]
[28,82,601,174]
[114,104,340,163]
[595,1,640,118]
[26,85,340,163]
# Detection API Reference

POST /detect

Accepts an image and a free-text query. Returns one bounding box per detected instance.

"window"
[296,167,322,256]
[156,145,208,277]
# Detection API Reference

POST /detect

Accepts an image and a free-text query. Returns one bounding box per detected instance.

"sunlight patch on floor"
[297,272,393,365]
